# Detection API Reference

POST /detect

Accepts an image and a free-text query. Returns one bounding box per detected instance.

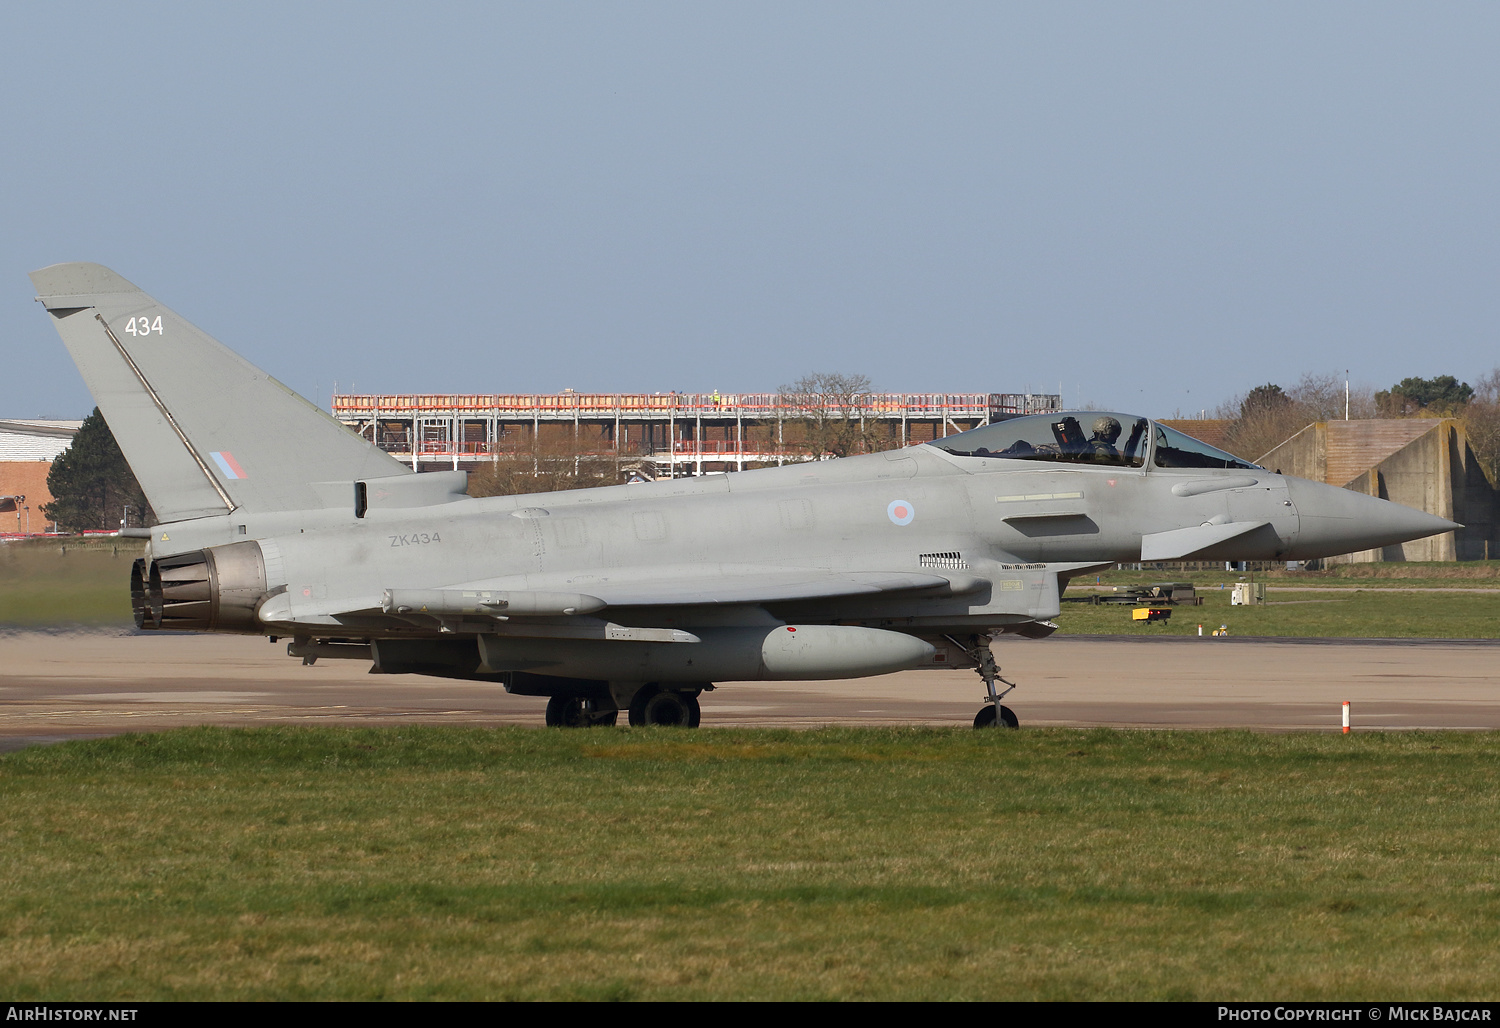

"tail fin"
[30,263,412,520]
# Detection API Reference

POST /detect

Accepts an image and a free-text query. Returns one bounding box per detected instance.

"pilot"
[1087,416,1122,462]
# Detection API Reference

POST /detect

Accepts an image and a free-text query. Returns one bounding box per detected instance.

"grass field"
[1056,586,1500,638]
[2,726,1499,1000]
[1057,560,1500,637]
[0,539,137,627]
[1085,561,1500,588]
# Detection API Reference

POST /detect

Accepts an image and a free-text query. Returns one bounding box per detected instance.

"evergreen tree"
[1239,383,1290,420]
[41,408,152,531]
[1376,375,1474,417]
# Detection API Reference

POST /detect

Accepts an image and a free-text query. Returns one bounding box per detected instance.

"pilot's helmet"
[1092,416,1122,442]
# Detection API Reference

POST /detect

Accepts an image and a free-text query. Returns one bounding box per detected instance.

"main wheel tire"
[630,687,696,727]
[627,685,656,726]
[973,704,1020,729]
[546,695,617,727]
[546,695,588,727]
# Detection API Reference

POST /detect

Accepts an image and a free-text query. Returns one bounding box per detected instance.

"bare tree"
[1289,372,1376,421]
[1215,372,1375,462]
[1462,367,1500,487]
[467,438,625,497]
[777,373,886,458]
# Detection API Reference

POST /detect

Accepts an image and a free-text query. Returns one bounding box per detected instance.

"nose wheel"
[973,704,1019,729]
[947,631,1021,729]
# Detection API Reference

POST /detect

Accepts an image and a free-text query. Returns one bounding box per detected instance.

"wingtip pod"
[30,262,143,301]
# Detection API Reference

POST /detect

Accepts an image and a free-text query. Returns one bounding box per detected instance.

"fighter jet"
[30,263,1458,728]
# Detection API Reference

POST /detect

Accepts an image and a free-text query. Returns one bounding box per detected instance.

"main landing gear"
[545,695,619,727]
[544,684,705,727]
[946,632,1021,729]
[628,685,702,728]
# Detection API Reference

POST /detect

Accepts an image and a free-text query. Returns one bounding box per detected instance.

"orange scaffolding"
[332,390,1061,474]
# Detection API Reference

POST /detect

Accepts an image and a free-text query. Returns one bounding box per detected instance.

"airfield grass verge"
[0,539,136,627]
[2,725,1499,1000]
[1056,586,1500,637]
[1086,561,1500,588]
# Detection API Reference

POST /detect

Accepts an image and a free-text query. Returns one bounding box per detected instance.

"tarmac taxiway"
[1,629,1496,751]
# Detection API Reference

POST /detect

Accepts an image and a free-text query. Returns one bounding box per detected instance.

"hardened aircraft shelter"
[332,391,1062,475]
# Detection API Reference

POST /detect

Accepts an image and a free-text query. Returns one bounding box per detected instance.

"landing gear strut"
[545,694,619,727]
[946,632,1020,729]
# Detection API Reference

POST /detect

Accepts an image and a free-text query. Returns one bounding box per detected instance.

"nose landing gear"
[947,632,1021,729]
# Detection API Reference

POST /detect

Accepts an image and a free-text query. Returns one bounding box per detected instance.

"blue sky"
[5,3,1498,418]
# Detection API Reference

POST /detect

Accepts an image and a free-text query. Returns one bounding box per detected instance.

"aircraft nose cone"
[1284,476,1460,559]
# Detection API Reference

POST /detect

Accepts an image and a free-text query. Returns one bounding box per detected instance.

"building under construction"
[332,391,1062,475]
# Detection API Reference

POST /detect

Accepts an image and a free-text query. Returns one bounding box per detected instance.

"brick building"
[0,419,80,535]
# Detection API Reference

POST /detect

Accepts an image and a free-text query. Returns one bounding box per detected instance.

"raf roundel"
[887,499,915,526]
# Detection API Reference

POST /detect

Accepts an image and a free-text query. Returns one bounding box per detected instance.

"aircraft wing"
[257,565,977,629]
[496,566,972,608]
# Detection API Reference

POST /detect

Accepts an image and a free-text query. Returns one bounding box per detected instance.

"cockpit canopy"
[931,411,1262,471]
